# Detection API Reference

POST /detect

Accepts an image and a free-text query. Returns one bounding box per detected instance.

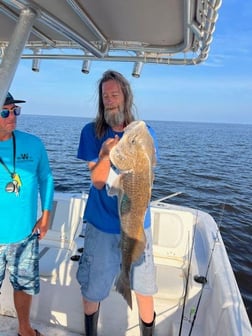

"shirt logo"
[17,153,33,162]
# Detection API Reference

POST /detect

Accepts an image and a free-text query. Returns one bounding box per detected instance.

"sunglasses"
[1,106,21,118]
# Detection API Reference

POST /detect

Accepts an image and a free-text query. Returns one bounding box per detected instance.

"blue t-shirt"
[0,130,54,243]
[77,122,158,234]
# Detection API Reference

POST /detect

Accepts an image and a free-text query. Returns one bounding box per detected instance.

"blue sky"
[11,1,252,124]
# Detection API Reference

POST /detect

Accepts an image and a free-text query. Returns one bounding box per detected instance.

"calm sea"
[18,115,252,322]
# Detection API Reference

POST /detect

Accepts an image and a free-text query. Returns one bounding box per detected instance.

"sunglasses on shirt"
[1,106,21,119]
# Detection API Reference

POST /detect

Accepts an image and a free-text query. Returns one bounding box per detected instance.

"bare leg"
[83,299,100,315]
[135,293,154,323]
[14,290,37,336]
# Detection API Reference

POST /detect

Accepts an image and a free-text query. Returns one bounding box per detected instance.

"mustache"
[105,106,117,111]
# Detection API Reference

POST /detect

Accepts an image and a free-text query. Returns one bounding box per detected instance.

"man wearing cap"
[0,92,54,336]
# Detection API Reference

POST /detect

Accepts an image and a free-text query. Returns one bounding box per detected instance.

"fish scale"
[109,120,156,309]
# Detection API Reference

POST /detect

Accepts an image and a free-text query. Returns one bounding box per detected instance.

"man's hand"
[99,135,120,160]
[33,210,51,240]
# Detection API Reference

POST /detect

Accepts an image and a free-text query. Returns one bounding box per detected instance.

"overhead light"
[132,53,144,78]
[32,49,40,72]
[132,61,143,78]
[81,59,91,74]
[32,58,40,72]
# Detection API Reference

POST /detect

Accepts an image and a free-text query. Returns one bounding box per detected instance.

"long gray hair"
[95,70,136,138]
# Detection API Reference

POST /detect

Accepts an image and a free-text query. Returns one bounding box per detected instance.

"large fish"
[109,120,156,309]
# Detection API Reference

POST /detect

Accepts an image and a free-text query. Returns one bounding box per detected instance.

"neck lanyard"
[0,132,16,178]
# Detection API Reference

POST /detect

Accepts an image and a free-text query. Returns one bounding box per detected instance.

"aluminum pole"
[0,6,38,107]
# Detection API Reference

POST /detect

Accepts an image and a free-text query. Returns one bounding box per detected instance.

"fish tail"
[115,273,133,309]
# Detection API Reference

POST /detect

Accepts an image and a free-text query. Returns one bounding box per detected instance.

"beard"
[104,106,125,128]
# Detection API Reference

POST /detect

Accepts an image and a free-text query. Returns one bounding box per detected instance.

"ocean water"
[18,115,252,322]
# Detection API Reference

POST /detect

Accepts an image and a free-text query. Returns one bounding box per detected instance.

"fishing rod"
[150,191,183,206]
[187,202,226,336]
[178,211,198,336]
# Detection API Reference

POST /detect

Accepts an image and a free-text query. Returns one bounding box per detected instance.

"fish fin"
[115,273,133,309]
[108,175,122,196]
[106,167,119,189]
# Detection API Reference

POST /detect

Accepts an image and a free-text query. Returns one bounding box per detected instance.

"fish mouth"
[110,152,132,173]
[110,157,131,173]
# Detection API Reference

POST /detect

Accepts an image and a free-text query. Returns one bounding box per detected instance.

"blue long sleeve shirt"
[0,130,54,243]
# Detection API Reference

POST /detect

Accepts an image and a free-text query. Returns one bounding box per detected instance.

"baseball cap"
[4,92,26,105]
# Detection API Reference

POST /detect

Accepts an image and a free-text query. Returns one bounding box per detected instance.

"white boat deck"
[0,194,200,335]
[0,289,203,336]
[0,315,82,336]
[0,194,251,336]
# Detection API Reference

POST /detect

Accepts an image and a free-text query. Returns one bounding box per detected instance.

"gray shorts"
[0,233,40,295]
[76,223,157,302]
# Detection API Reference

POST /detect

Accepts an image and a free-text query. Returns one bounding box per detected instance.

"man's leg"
[14,290,38,336]
[83,300,100,336]
[132,227,157,334]
[77,224,120,335]
[136,293,156,336]
[135,293,154,323]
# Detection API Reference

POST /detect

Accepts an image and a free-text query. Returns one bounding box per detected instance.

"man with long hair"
[77,70,158,335]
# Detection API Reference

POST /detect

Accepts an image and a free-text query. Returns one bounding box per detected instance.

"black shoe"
[139,312,156,336]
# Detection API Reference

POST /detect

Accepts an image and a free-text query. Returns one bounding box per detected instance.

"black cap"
[4,92,26,105]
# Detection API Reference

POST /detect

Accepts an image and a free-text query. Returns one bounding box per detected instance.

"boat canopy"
[0,0,222,105]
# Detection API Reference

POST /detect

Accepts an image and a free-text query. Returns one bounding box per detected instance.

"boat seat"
[38,195,85,277]
[151,208,195,300]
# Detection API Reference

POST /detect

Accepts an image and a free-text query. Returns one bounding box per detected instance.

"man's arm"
[89,135,119,190]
